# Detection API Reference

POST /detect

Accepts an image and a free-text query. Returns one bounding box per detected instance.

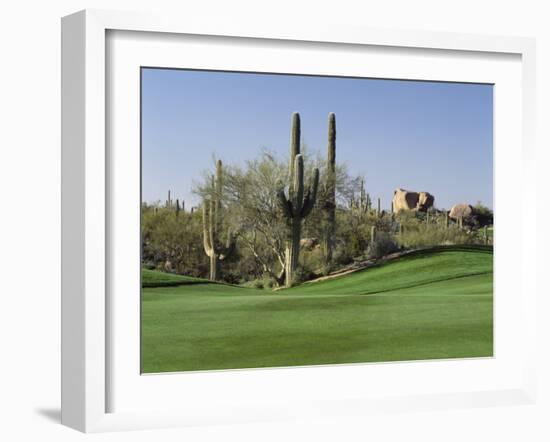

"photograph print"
[140,68,493,374]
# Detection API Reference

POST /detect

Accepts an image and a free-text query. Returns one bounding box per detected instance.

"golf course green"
[141,246,493,373]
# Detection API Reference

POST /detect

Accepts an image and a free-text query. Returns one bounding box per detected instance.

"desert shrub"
[332,241,354,266]
[470,226,493,245]
[367,232,399,259]
[318,262,334,276]
[335,210,393,259]
[241,274,278,290]
[334,211,366,255]
[221,272,243,285]
[141,206,208,278]
[261,274,277,289]
[394,209,421,230]
[289,266,317,286]
[242,278,265,289]
[397,224,475,248]
[224,244,263,281]
[473,202,493,217]
[299,247,326,277]
[472,202,493,228]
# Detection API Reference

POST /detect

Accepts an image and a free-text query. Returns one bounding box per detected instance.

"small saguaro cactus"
[175,199,181,217]
[202,160,235,281]
[351,179,368,216]
[277,112,320,287]
[323,113,337,263]
[359,180,366,210]
[370,225,377,243]
[358,178,368,215]
[377,198,381,217]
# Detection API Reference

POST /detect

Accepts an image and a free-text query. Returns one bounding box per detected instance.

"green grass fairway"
[141,247,493,373]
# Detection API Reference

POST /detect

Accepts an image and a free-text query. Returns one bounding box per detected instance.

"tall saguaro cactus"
[277,113,320,287]
[323,113,337,263]
[202,160,235,281]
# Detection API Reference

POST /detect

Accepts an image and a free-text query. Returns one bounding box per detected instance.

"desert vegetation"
[141,111,494,373]
[142,112,493,289]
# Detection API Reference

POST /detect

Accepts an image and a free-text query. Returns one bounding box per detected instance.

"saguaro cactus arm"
[208,197,216,253]
[278,155,319,219]
[301,168,319,217]
[289,112,301,179]
[277,188,293,218]
[327,112,336,165]
[292,154,305,210]
[359,179,366,212]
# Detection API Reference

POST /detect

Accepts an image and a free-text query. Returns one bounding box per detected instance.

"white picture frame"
[61,9,537,433]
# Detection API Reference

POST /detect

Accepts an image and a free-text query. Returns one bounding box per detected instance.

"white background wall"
[0,1,548,441]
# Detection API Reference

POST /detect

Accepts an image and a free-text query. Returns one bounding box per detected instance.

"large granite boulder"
[392,188,435,212]
[449,203,474,220]
[300,237,319,250]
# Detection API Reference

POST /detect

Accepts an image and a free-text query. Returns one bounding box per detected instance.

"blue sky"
[141,68,493,210]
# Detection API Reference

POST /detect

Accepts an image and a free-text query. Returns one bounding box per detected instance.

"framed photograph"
[61,9,537,433]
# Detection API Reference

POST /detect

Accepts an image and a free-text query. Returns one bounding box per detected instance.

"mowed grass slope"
[141,268,209,287]
[141,247,493,373]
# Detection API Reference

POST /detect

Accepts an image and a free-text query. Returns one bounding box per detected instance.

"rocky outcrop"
[449,203,474,220]
[392,188,434,212]
[300,237,320,250]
